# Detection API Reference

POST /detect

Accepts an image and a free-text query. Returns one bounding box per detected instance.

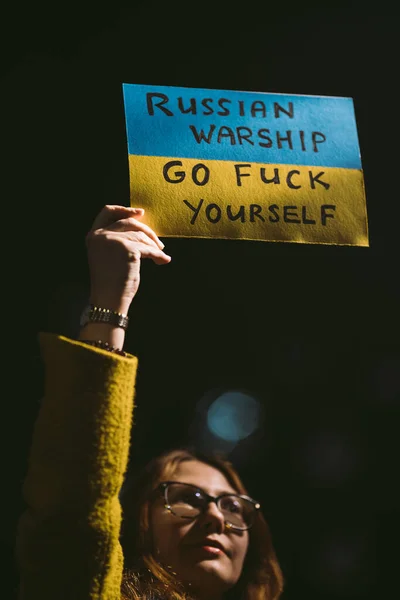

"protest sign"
[123,83,368,246]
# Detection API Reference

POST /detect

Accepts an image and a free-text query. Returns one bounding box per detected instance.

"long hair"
[119,448,284,600]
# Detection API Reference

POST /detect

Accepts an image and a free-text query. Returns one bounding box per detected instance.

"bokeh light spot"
[206,391,261,442]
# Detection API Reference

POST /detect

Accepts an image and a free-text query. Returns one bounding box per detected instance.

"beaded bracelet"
[81,339,127,357]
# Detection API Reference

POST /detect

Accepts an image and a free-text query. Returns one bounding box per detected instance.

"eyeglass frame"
[156,480,261,531]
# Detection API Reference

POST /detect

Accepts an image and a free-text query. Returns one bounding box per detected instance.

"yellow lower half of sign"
[128,155,369,247]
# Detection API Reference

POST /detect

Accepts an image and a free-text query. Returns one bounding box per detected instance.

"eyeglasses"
[157,481,260,531]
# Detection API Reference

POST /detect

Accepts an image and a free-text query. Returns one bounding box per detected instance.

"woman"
[16,205,283,600]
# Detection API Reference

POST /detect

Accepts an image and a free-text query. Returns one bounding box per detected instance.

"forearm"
[16,333,138,600]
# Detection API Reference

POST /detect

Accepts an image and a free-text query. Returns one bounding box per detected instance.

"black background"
[2,1,399,598]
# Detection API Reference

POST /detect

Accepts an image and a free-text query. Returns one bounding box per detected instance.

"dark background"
[2,1,399,598]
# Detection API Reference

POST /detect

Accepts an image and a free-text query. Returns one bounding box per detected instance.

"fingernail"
[159,240,165,249]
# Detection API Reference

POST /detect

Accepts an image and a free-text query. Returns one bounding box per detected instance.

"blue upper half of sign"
[123,83,362,169]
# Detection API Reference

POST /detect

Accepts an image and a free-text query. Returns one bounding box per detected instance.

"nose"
[200,500,226,534]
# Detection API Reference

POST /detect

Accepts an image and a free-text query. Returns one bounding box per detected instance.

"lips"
[193,538,228,555]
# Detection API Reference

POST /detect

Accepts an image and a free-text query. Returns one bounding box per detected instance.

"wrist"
[80,303,129,330]
[78,323,126,349]
[88,294,132,316]
[79,301,130,350]
[80,339,127,357]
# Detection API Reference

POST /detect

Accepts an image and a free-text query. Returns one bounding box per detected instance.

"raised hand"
[86,205,171,314]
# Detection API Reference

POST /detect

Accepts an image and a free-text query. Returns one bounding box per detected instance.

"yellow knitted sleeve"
[16,333,138,600]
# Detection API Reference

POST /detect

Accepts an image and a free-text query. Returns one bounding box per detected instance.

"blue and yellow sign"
[123,83,368,246]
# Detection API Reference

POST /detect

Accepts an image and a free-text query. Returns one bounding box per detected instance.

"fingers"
[90,205,145,231]
[88,205,171,265]
[90,205,165,251]
[91,230,171,264]
[129,241,172,265]
[108,216,165,250]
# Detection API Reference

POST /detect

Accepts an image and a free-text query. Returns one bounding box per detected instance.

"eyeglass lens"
[165,483,255,529]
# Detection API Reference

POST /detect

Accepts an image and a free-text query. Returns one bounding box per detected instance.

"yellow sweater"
[16,333,138,600]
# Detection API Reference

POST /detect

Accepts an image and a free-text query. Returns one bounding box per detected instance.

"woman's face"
[150,460,249,599]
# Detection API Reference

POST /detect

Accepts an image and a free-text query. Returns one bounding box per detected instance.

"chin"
[182,562,235,594]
